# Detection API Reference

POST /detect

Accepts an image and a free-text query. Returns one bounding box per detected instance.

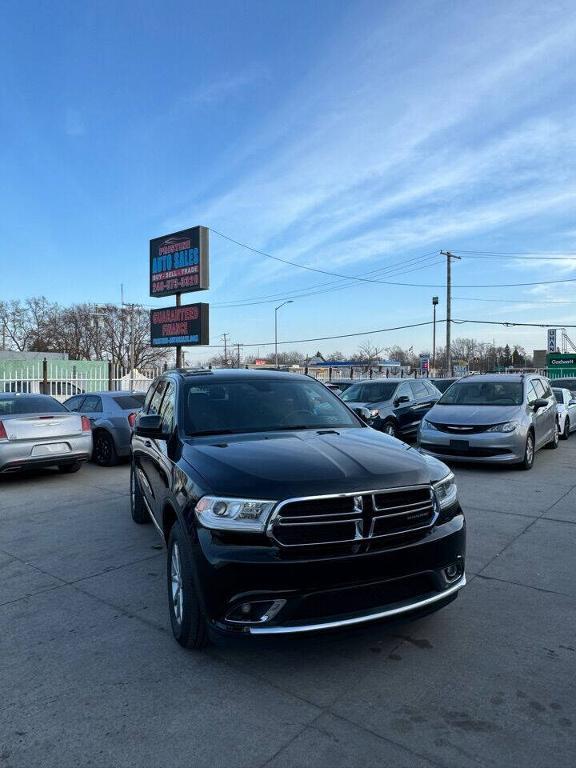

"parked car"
[325,378,359,395]
[0,393,92,474]
[64,391,145,466]
[430,378,458,394]
[341,378,441,438]
[418,374,558,469]
[552,387,576,440]
[548,377,576,392]
[130,369,465,648]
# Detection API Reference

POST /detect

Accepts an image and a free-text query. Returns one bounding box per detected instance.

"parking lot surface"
[1,445,575,768]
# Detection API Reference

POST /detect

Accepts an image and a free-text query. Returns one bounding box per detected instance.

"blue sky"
[1,0,576,361]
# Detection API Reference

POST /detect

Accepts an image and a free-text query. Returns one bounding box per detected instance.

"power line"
[454,297,574,304]
[210,229,576,288]
[452,250,576,259]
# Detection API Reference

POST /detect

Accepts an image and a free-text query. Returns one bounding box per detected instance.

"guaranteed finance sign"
[150,303,209,347]
[149,226,209,298]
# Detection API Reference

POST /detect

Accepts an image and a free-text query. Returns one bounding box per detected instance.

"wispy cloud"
[180,64,269,107]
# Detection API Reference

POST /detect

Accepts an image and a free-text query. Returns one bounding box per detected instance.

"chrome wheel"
[171,543,184,625]
[526,434,534,466]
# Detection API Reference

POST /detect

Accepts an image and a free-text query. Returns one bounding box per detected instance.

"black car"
[131,369,465,649]
[341,378,441,438]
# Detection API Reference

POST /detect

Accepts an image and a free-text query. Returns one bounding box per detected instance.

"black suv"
[131,369,466,648]
[341,378,441,438]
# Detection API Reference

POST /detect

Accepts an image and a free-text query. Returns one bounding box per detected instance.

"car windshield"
[183,378,360,435]
[0,396,67,415]
[341,382,398,403]
[438,381,523,406]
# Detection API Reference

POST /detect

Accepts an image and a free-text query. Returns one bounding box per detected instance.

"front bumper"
[192,512,466,636]
[418,426,526,463]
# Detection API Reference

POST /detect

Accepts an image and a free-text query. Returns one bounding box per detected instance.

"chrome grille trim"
[267,485,437,547]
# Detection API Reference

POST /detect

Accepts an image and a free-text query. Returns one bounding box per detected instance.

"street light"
[432,296,439,374]
[274,301,294,368]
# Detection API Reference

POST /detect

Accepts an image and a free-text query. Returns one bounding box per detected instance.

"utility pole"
[274,301,294,368]
[220,333,229,367]
[235,343,242,369]
[432,296,439,374]
[440,251,461,376]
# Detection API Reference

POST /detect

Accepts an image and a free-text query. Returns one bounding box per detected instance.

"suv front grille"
[269,486,436,547]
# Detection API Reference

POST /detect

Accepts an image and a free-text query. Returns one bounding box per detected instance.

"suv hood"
[427,404,521,425]
[183,428,431,500]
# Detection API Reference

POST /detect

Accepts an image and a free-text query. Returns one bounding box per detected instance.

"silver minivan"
[418,374,558,469]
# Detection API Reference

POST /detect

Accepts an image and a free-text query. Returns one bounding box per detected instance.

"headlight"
[486,421,518,433]
[433,472,458,510]
[195,496,275,532]
[369,409,380,418]
[422,419,439,431]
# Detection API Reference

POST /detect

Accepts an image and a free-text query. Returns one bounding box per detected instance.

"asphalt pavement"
[1,442,575,768]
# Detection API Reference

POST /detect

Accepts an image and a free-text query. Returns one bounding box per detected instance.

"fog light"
[225,599,286,624]
[444,562,462,582]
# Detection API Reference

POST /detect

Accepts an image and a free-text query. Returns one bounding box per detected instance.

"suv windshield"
[438,381,523,406]
[341,382,398,403]
[183,378,360,435]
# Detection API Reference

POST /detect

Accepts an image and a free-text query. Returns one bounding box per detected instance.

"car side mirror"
[353,406,372,422]
[394,395,410,406]
[532,398,548,411]
[134,413,166,439]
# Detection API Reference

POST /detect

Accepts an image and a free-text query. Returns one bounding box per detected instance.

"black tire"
[561,417,570,441]
[518,431,535,470]
[93,431,118,466]
[545,421,559,449]
[58,461,82,474]
[167,521,209,650]
[381,419,398,438]
[130,464,150,524]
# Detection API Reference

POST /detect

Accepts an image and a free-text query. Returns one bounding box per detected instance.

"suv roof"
[456,373,532,383]
[168,368,310,382]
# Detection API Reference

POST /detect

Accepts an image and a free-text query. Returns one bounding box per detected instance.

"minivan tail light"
[128,412,136,428]
[81,416,91,432]
[0,420,7,440]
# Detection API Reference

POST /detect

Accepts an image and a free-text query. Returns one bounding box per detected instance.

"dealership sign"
[150,226,209,298]
[150,303,209,347]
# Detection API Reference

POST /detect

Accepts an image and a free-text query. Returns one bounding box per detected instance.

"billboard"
[150,303,209,347]
[150,226,209,298]
[547,329,557,353]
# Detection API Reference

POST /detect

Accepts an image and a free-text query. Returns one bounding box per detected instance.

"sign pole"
[175,293,182,368]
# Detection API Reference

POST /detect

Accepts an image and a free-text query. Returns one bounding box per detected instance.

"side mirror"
[394,395,410,406]
[134,413,166,439]
[353,406,372,422]
[532,398,548,411]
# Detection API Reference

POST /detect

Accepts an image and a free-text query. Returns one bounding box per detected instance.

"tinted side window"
[410,381,429,398]
[526,382,538,404]
[159,381,176,434]
[81,395,102,412]
[540,380,553,398]
[423,381,439,396]
[149,380,167,415]
[65,396,85,412]
[143,382,157,413]
[533,379,546,398]
[396,383,413,401]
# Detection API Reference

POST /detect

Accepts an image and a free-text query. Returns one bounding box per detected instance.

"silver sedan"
[0,394,92,474]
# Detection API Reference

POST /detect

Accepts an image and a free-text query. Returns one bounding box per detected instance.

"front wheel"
[167,522,209,650]
[130,464,150,524]
[518,432,535,470]
[546,422,559,449]
[381,419,398,438]
[561,417,570,440]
